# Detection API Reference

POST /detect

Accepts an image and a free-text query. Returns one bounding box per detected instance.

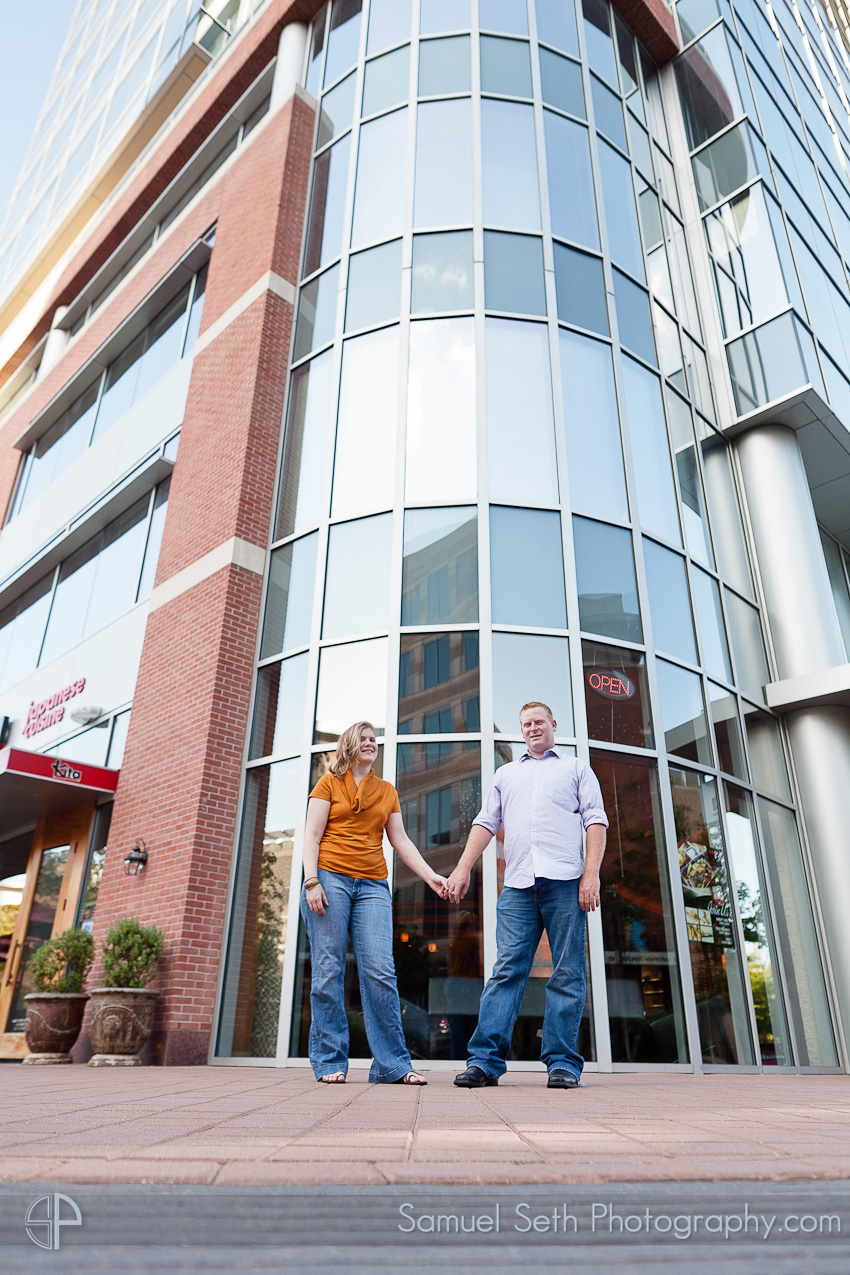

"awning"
[0,747,119,831]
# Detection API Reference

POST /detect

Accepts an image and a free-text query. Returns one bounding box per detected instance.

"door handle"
[2,938,20,989]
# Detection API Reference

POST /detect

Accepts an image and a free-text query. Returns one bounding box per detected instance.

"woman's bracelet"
[304,876,320,890]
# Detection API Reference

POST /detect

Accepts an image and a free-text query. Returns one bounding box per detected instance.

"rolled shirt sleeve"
[576,759,609,830]
[472,771,503,836]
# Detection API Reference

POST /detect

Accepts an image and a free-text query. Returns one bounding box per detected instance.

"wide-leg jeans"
[466,876,587,1082]
[300,868,413,1082]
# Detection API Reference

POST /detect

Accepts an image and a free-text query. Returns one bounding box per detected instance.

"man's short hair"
[519,701,555,723]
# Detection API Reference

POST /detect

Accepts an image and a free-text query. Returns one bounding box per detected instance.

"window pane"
[303,135,351,276]
[482,100,540,229]
[367,0,411,52]
[362,46,409,116]
[543,112,598,249]
[691,566,732,682]
[666,389,712,567]
[351,108,408,247]
[598,140,644,280]
[535,0,579,56]
[724,588,769,703]
[136,478,170,602]
[724,783,792,1065]
[345,239,402,331]
[622,356,681,545]
[657,660,712,765]
[820,529,850,653]
[591,74,627,151]
[701,436,754,597]
[134,286,189,401]
[93,331,145,441]
[743,706,791,800]
[758,798,838,1066]
[705,186,795,339]
[483,231,546,314]
[261,532,319,659]
[480,0,528,33]
[394,743,483,1060]
[414,99,473,228]
[0,576,53,693]
[294,264,339,360]
[399,632,480,734]
[421,0,470,33]
[276,352,333,540]
[560,331,628,522]
[250,654,309,760]
[419,34,470,94]
[406,318,477,503]
[323,513,393,639]
[583,641,653,747]
[486,319,558,505]
[670,767,756,1064]
[643,539,697,663]
[317,71,356,146]
[592,750,689,1061]
[613,269,654,362]
[480,36,532,96]
[554,244,608,334]
[709,683,748,779]
[314,637,389,743]
[324,0,362,86]
[215,761,298,1057]
[402,507,478,624]
[490,506,566,627]
[582,0,617,87]
[493,632,572,735]
[15,382,98,512]
[411,231,473,313]
[675,26,751,150]
[332,326,399,519]
[574,516,642,641]
[539,48,584,116]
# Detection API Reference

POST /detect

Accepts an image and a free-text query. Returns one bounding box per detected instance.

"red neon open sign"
[586,669,635,700]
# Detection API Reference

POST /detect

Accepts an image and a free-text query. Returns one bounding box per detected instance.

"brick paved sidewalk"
[2,1066,848,1186]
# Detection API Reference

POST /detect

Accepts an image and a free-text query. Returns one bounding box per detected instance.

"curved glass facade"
[215,0,839,1071]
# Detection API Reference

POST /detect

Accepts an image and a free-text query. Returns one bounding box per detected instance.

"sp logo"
[26,1193,82,1249]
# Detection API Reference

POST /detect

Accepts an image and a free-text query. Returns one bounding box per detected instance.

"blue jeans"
[300,868,413,1082]
[467,877,587,1082]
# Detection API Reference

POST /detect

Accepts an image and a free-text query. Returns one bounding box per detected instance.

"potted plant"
[88,918,164,1066]
[23,929,94,1064]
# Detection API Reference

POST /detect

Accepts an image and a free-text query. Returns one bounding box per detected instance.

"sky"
[0,1,77,227]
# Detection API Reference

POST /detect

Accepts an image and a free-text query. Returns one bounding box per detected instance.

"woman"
[301,720,448,1084]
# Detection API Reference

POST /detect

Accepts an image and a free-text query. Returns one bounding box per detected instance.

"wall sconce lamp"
[124,840,148,876]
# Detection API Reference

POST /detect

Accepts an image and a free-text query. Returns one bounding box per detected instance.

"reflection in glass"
[666,389,712,566]
[657,660,712,764]
[362,45,410,117]
[395,743,483,1059]
[324,0,363,87]
[591,75,627,151]
[670,767,756,1064]
[399,632,480,734]
[294,264,339,360]
[536,0,579,56]
[582,0,617,87]
[724,588,769,703]
[406,319,477,504]
[701,436,754,597]
[367,0,411,53]
[691,567,732,682]
[480,0,528,33]
[643,539,697,663]
[539,48,584,117]
[554,245,608,334]
[261,533,319,659]
[332,327,399,519]
[622,357,681,546]
[411,232,473,313]
[653,302,683,388]
[727,311,823,417]
[480,36,533,97]
[758,798,838,1065]
[415,99,474,228]
[402,508,478,624]
[598,140,644,280]
[484,232,546,315]
[583,641,652,747]
[614,269,654,363]
[493,633,573,735]
[0,576,53,693]
[317,72,356,146]
[723,784,791,1065]
[544,112,598,249]
[482,100,540,230]
[692,121,770,211]
[323,514,393,639]
[351,108,408,247]
[743,707,791,799]
[419,35,471,94]
[276,354,332,541]
[560,331,628,522]
[709,683,748,779]
[314,637,389,743]
[820,529,850,653]
[490,506,567,628]
[486,319,558,506]
[705,185,794,339]
[303,135,350,276]
[574,517,642,641]
[345,239,402,331]
[421,0,470,33]
[675,25,753,150]
[592,750,688,1061]
[250,654,309,761]
[216,761,297,1057]
[306,7,327,95]
[5,845,71,1033]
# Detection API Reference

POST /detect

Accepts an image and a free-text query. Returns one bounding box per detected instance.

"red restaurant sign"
[0,747,119,792]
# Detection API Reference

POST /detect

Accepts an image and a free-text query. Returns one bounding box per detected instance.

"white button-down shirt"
[472,749,608,888]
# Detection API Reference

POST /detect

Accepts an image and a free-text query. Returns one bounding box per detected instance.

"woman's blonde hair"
[329,721,376,778]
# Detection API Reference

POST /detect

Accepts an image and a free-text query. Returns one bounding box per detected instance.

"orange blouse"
[309,769,400,881]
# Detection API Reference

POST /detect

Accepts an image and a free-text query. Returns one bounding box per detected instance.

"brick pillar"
[87,89,315,1065]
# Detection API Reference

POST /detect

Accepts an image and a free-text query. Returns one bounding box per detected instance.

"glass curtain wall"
[214,0,839,1071]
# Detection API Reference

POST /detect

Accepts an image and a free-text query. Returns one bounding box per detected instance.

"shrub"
[101,917,164,988]
[29,929,94,994]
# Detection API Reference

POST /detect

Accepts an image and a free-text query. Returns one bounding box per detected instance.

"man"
[447,702,607,1089]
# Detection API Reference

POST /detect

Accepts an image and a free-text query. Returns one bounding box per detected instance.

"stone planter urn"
[23,993,90,1063]
[87,988,159,1066]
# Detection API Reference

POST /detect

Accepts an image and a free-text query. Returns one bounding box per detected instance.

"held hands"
[446,867,471,904]
[578,869,601,913]
[305,883,328,915]
[427,873,450,898]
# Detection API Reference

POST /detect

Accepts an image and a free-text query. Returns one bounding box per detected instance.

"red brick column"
[86,89,315,1065]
